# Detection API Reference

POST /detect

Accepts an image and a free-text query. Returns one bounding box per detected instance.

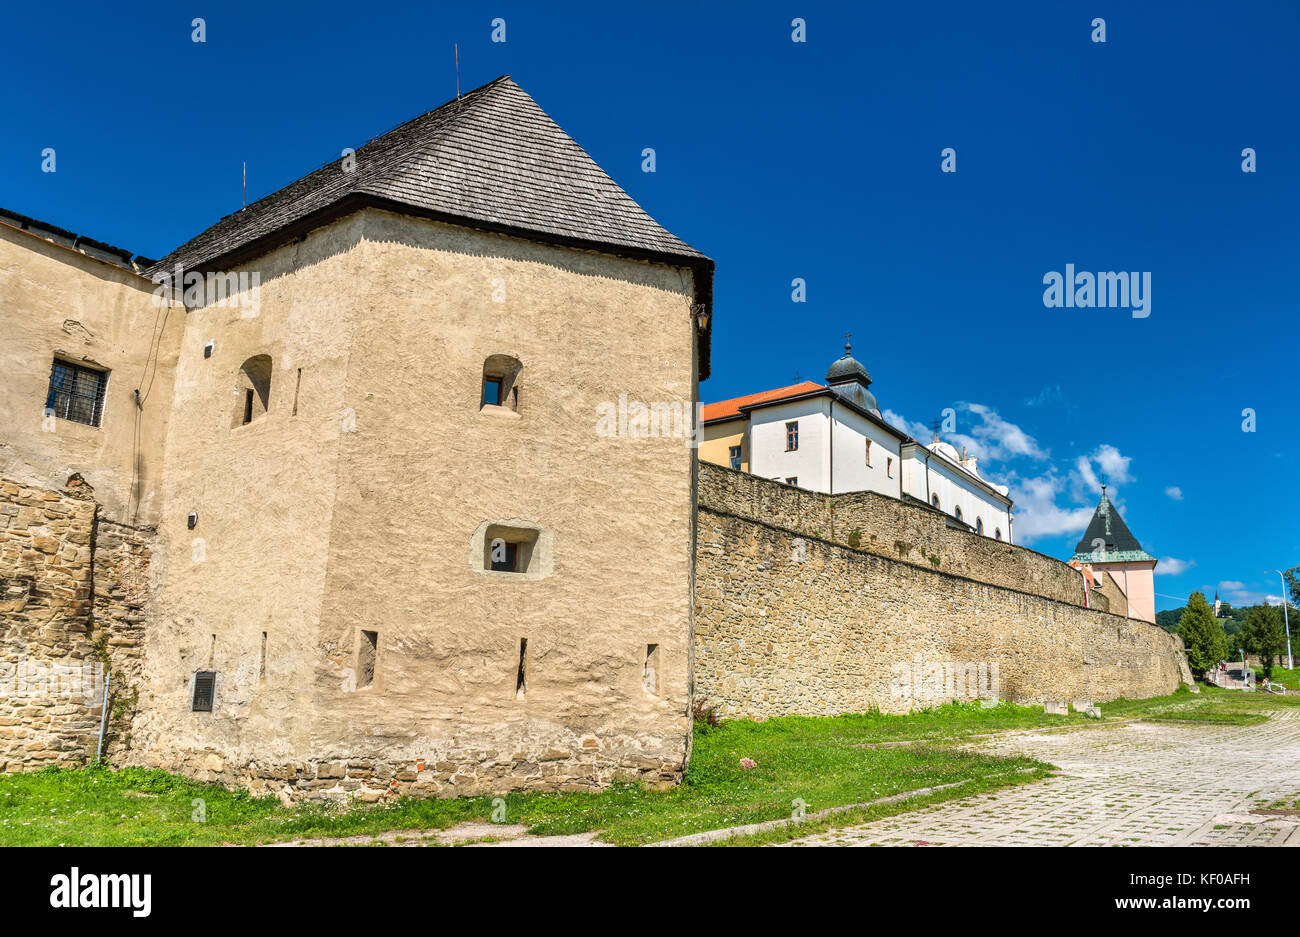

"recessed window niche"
[470,519,553,581]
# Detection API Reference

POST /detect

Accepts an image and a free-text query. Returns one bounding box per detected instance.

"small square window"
[785,476,798,486]
[483,377,502,407]
[45,360,108,428]
[192,671,216,712]
[481,524,542,576]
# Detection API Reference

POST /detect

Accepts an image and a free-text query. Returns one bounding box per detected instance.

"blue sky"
[3,1,1296,610]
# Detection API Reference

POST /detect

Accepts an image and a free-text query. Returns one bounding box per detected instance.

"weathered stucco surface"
[1,203,1189,801]
[694,468,1190,719]
[0,224,180,526]
[128,208,699,799]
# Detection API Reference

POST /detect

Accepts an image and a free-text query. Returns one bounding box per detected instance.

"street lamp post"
[1265,569,1293,671]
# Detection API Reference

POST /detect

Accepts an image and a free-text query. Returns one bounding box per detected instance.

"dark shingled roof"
[150,76,713,372]
[0,206,154,272]
[1070,493,1156,563]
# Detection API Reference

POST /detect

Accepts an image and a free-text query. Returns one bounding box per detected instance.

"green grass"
[0,687,1288,847]
[1261,666,1300,689]
[1261,796,1300,811]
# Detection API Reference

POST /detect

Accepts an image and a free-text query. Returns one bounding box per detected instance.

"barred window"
[45,360,108,427]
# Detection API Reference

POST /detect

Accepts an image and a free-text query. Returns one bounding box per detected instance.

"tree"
[1155,608,1184,631]
[1242,604,1287,677]
[1177,592,1228,675]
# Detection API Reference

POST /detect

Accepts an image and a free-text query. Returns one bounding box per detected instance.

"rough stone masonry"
[692,463,1191,719]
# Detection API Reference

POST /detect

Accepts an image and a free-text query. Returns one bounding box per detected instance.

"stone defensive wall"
[0,478,149,772]
[699,462,1122,611]
[694,463,1190,718]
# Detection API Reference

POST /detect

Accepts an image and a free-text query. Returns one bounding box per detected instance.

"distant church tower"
[1069,483,1158,623]
[1214,591,1221,618]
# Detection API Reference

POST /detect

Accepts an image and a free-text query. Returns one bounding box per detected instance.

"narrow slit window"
[515,638,527,698]
[291,368,302,416]
[357,630,378,688]
[865,438,872,466]
[643,643,660,695]
[243,389,254,425]
[259,632,268,681]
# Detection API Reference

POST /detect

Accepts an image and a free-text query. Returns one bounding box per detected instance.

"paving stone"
[779,710,1300,847]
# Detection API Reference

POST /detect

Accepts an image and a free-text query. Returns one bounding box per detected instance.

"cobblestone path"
[782,710,1300,846]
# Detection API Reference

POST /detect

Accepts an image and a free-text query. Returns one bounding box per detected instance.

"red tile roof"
[701,381,826,422]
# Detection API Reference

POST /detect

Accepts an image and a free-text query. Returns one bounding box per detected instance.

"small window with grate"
[192,671,216,712]
[45,360,109,427]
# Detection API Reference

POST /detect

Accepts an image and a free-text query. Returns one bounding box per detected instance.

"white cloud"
[1206,577,1289,605]
[882,404,1047,465]
[1009,471,1095,543]
[878,410,1147,551]
[1226,590,1282,607]
[1217,581,1286,607]
[1072,444,1135,501]
[1157,556,1195,576]
[881,409,931,443]
[1165,486,1183,501]
[1024,384,1064,408]
[962,403,1048,461]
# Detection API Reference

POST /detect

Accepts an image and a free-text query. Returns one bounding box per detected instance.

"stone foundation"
[140,733,684,803]
[0,478,150,771]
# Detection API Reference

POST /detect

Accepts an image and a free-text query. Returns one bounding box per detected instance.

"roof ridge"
[177,76,514,246]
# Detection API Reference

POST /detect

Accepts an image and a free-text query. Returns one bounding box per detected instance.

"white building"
[701,342,1015,542]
